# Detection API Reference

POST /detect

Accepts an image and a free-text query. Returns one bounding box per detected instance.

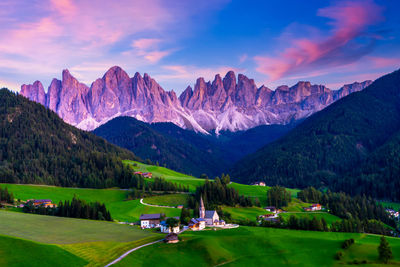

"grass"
[279,212,341,225]
[222,206,270,221]
[144,194,189,207]
[0,210,155,244]
[380,201,400,210]
[0,183,180,222]
[284,198,315,212]
[114,226,400,267]
[0,234,88,267]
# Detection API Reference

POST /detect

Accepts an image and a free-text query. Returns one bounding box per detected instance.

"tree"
[165,217,179,228]
[378,236,393,264]
[180,207,191,224]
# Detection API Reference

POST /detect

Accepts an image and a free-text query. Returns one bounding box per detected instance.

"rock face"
[20,66,372,133]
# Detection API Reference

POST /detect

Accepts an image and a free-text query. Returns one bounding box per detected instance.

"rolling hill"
[230,69,400,201]
[0,88,139,188]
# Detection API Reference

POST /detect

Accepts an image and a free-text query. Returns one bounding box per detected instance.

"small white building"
[140,213,163,229]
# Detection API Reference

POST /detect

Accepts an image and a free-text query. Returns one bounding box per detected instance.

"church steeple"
[199,195,205,219]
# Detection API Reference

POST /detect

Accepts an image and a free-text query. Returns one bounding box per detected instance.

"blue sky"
[0,0,399,94]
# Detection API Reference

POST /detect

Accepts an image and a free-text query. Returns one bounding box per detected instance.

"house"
[29,199,56,208]
[199,197,221,226]
[164,233,179,243]
[264,206,277,213]
[160,217,180,233]
[386,209,400,218]
[303,204,322,212]
[140,213,164,229]
[259,214,275,219]
[177,205,184,209]
[188,218,206,230]
[143,172,153,178]
[251,181,266,186]
[134,171,143,175]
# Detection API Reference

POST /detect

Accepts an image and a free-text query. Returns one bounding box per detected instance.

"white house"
[160,217,180,233]
[140,213,163,229]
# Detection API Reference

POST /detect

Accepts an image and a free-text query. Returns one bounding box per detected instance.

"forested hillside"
[231,69,400,201]
[0,89,139,188]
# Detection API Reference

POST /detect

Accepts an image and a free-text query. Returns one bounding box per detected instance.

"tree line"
[23,196,112,221]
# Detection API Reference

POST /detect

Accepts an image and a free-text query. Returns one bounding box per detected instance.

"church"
[199,196,225,226]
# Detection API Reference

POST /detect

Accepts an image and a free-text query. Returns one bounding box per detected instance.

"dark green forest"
[231,69,400,201]
[0,89,140,188]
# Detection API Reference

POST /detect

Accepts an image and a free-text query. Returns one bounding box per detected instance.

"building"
[386,209,400,218]
[143,172,153,178]
[188,218,206,230]
[134,171,143,175]
[199,196,221,226]
[160,217,180,233]
[28,199,56,208]
[140,213,164,229]
[164,233,179,243]
[177,205,184,209]
[264,206,277,213]
[303,204,322,212]
[251,181,266,186]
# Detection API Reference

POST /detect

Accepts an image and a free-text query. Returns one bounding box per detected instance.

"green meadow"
[0,211,161,266]
[222,206,270,221]
[144,193,190,207]
[279,212,341,225]
[115,226,400,267]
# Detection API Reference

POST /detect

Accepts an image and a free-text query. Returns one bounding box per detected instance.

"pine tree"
[378,236,393,264]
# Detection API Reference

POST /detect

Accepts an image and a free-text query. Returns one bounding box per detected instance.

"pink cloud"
[132,39,162,50]
[255,0,384,81]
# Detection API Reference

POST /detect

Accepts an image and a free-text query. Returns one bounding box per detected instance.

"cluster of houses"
[134,171,153,178]
[303,204,322,212]
[139,197,225,234]
[386,208,400,219]
[251,181,266,186]
[22,199,57,208]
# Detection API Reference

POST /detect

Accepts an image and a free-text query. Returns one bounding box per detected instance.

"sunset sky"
[0,0,399,93]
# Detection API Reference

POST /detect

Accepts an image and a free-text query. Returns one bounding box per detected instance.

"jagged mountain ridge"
[20,66,372,133]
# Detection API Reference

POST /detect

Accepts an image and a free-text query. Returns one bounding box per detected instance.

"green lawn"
[0,183,180,222]
[0,235,88,267]
[222,206,270,221]
[114,226,400,267]
[144,194,189,207]
[284,198,314,212]
[380,201,400,210]
[279,212,341,225]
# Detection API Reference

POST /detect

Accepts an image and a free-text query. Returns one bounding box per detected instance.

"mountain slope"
[20,66,371,133]
[230,69,400,200]
[93,116,229,177]
[0,88,139,188]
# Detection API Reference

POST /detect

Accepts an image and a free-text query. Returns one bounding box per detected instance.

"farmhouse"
[160,217,180,233]
[386,209,399,218]
[188,218,206,230]
[251,181,266,186]
[303,204,322,212]
[28,199,56,208]
[140,213,164,229]
[143,172,153,178]
[264,206,277,213]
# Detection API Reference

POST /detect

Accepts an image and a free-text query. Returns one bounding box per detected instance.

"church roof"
[205,210,217,218]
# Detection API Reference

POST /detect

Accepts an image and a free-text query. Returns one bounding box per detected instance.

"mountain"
[230,69,400,201]
[0,88,139,188]
[93,116,229,177]
[20,66,371,134]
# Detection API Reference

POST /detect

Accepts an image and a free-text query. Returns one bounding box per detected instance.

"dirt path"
[139,198,177,209]
[104,239,163,267]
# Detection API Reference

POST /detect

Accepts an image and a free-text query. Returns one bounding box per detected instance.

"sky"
[0,0,399,94]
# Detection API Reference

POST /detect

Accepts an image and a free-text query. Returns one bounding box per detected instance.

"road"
[139,198,177,209]
[104,239,163,267]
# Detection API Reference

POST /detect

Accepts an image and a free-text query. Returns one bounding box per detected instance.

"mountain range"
[20,66,372,133]
[231,68,400,201]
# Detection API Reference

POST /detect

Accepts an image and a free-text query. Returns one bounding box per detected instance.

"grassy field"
[114,226,400,267]
[284,198,314,212]
[0,183,180,222]
[124,160,301,206]
[144,193,189,207]
[279,212,341,225]
[222,206,270,221]
[0,211,162,266]
[0,235,88,267]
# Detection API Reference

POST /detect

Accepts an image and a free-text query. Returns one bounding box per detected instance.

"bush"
[342,238,355,249]
[335,251,343,260]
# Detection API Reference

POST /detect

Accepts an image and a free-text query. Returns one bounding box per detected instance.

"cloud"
[239,54,248,63]
[131,38,172,63]
[254,0,384,81]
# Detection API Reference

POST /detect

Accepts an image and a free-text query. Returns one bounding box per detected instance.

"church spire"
[199,195,205,219]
